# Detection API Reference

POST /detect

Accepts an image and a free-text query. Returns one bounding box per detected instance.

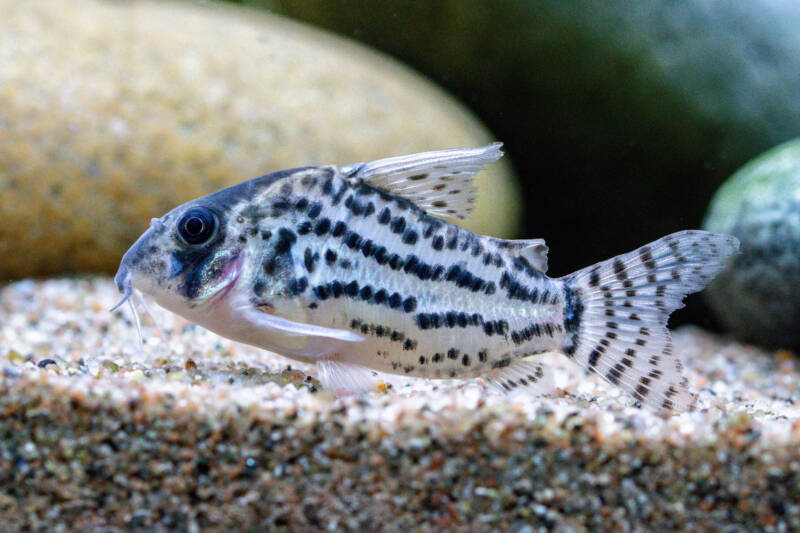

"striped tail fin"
[560,230,739,412]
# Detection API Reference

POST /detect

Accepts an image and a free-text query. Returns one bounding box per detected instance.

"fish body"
[114,144,739,411]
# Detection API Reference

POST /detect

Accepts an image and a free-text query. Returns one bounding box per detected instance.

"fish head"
[112,168,316,314]
[113,198,245,313]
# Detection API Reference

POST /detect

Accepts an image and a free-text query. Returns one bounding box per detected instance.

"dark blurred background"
[225,0,800,328]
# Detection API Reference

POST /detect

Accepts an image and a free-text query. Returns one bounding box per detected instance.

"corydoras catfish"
[113,144,739,412]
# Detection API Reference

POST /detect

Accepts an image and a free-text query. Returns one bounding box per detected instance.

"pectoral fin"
[242,307,365,343]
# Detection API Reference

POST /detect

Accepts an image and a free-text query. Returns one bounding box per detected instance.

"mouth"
[205,251,246,307]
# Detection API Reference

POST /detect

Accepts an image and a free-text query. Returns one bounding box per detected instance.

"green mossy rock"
[703,140,800,348]
[0,0,520,280]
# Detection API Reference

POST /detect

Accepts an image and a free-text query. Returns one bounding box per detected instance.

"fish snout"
[111,227,155,310]
[110,263,133,312]
[114,263,131,295]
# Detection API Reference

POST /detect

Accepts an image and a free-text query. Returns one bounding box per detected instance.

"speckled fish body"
[114,144,739,412]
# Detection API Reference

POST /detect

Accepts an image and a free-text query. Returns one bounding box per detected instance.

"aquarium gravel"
[1,278,799,531]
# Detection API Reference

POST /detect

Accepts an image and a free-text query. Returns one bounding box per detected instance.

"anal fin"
[483,358,554,396]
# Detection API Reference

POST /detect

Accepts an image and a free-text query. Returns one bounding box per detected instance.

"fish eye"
[177,207,216,245]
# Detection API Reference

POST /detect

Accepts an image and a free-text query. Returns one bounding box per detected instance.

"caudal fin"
[560,230,739,412]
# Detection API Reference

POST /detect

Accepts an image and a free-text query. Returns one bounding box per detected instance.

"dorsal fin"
[340,143,503,220]
[494,238,549,273]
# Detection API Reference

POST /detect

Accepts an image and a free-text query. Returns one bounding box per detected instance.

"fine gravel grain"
[1,277,799,531]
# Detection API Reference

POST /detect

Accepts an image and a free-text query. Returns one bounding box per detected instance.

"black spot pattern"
[304,248,317,273]
[482,319,510,337]
[349,319,408,345]
[499,272,542,303]
[510,322,555,345]
[287,276,308,295]
[306,202,322,219]
[390,216,406,234]
[332,221,347,237]
[274,228,296,255]
[402,229,418,245]
[403,339,418,351]
[311,278,419,315]
[414,311,494,332]
[588,268,600,287]
[314,218,331,236]
[324,249,337,265]
[344,281,359,297]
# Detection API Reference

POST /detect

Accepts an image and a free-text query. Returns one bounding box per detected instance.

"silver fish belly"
[113,143,739,412]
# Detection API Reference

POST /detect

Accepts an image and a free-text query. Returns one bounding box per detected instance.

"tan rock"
[0,0,520,280]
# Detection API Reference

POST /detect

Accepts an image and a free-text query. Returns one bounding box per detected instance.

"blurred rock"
[0,0,519,281]
[256,0,800,281]
[704,139,800,348]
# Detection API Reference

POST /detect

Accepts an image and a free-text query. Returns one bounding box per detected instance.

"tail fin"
[560,230,739,412]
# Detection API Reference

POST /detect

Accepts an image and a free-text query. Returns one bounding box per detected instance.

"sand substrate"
[1,278,799,531]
